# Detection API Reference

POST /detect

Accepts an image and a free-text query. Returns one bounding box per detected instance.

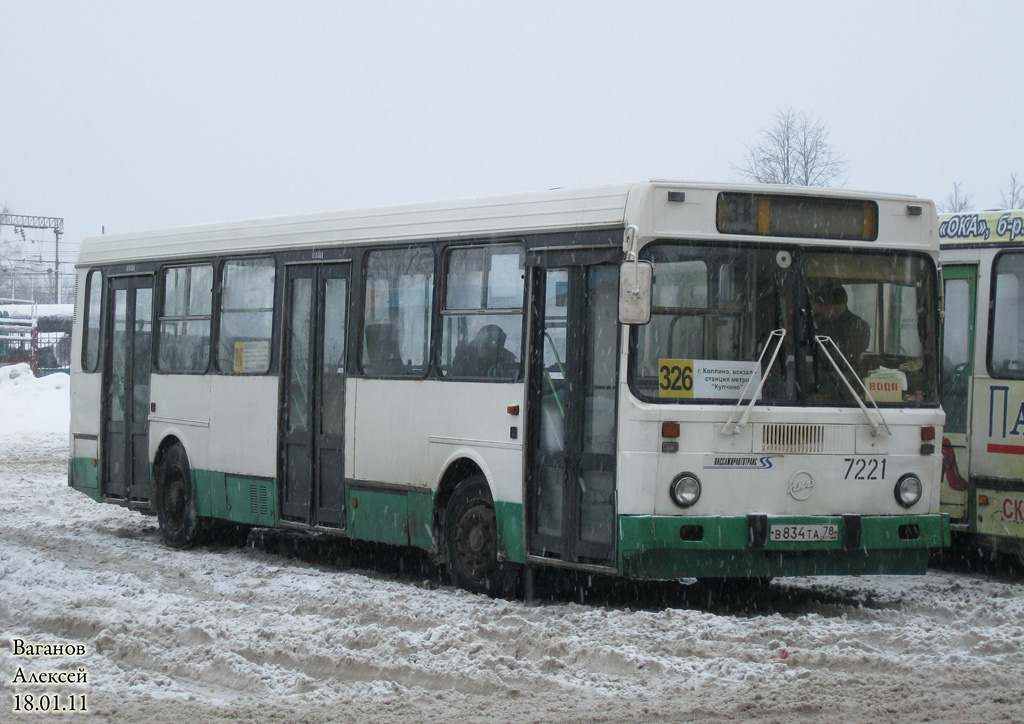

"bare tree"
[1001,174,1024,210]
[939,182,974,213]
[735,107,848,187]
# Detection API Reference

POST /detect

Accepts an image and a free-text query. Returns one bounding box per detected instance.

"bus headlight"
[894,474,923,508]
[670,473,701,508]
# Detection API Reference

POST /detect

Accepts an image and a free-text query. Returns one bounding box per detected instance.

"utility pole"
[0,214,64,303]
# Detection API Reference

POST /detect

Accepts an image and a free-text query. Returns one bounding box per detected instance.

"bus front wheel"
[155,443,201,549]
[443,475,519,597]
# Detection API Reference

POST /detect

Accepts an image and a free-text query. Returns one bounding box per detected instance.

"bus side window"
[440,244,524,380]
[360,247,434,377]
[217,259,275,374]
[158,264,213,373]
[991,252,1024,377]
[82,269,103,372]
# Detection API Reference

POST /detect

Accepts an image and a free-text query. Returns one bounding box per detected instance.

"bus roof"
[939,209,1024,247]
[77,181,931,266]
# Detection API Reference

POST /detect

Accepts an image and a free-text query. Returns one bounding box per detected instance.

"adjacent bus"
[939,209,1024,560]
[69,182,949,594]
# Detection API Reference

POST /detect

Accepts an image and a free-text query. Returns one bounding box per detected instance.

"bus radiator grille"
[758,423,843,454]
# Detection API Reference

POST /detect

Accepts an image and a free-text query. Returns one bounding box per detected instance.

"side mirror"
[619,260,653,325]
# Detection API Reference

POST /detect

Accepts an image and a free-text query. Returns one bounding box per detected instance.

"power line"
[0,214,63,231]
[0,213,65,303]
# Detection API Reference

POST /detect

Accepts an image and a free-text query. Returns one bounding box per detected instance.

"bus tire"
[155,443,201,549]
[443,474,519,597]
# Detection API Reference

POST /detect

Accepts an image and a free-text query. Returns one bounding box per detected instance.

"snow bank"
[0,363,69,436]
[2,367,1023,723]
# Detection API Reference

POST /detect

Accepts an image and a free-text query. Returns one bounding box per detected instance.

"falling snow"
[2,364,1023,723]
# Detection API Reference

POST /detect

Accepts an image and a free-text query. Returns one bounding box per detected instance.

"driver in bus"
[812,285,870,364]
[451,324,518,378]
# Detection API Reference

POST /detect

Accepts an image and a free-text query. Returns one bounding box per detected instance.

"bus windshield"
[630,241,938,406]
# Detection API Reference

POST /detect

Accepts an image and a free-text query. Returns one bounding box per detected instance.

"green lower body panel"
[194,470,277,526]
[342,490,520,555]
[618,514,950,579]
[68,457,102,502]
[346,485,436,547]
[347,486,410,545]
[495,501,525,564]
[407,489,434,549]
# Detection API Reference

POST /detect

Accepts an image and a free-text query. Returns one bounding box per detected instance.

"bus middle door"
[280,263,349,529]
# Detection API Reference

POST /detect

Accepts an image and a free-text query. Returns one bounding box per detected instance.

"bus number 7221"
[844,458,887,481]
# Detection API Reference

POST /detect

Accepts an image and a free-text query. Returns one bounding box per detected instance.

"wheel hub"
[454,500,499,580]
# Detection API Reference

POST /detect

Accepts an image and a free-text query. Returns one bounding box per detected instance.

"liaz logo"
[788,473,815,501]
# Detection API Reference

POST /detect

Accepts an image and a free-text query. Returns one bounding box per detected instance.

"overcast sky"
[2,0,1021,259]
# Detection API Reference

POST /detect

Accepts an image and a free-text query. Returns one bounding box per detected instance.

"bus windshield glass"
[630,241,938,406]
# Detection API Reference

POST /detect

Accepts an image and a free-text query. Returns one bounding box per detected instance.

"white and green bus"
[69,182,949,594]
[939,209,1024,560]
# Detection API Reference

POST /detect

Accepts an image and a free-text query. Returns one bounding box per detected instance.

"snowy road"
[2,374,1024,723]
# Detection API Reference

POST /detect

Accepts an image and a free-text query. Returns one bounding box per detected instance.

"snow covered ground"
[2,363,1023,724]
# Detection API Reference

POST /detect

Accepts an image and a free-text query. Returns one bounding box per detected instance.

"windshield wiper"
[722,329,786,435]
[814,335,892,437]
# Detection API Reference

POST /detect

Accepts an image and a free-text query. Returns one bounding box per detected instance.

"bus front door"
[101,275,153,504]
[527,257,619,568]
[940,264,977,525]
[280,264,349,528]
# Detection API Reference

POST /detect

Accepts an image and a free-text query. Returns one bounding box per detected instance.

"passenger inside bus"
[363,322,406,375]
[812,285,870,364]
[451,323,518,378]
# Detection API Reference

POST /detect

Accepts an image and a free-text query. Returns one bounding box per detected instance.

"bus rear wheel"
[443,475,519,597]
[155,443,201,549]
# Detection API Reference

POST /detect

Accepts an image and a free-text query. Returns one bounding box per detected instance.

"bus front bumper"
[618,513,950,579]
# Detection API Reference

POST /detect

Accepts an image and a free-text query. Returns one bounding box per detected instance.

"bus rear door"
[102,275,154,505]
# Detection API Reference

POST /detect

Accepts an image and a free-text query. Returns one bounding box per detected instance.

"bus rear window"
[82,269,102,372]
